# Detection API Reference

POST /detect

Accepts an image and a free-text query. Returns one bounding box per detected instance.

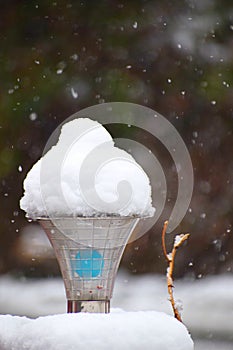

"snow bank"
[1,273,232,341]
[1,273,233,348]
[0,310,193,350]
[114,273,233,341]
[20,118,154,218]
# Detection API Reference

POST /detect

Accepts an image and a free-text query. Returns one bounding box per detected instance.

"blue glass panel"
[75,249,104,278]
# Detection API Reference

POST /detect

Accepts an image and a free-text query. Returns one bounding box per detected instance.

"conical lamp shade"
[38,216,139,313]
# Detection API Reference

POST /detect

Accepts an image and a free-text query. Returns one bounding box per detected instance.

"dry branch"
[162,221,190,323]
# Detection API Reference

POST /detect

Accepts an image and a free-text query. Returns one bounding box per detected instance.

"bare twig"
[161,220,169,262]
[162,221,190,323]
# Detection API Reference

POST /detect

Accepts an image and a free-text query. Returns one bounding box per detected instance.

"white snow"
[0,310,193,350]
[71,87,78,99]
[20,118,154,218]
[29,113,38,121]
[1,273,233,348]
[174,234,184,246]
[1,272,233,348]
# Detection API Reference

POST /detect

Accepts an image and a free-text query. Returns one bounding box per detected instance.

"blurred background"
[0,1,233,347]
[1,0,232,277]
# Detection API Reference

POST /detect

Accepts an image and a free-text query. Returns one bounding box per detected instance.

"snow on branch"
[161,220,190,323]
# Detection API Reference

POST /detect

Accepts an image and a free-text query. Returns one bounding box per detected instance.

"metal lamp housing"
[39,216,139,313]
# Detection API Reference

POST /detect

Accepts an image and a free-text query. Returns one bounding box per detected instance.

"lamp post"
[39,216,140,313]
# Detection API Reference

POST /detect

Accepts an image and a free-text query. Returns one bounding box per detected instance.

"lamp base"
[67,300,110,313]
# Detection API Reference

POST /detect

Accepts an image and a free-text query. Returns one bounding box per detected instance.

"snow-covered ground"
[0,272,232,349]
[0,310,193,350]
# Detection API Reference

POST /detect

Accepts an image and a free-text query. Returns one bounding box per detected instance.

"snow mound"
[0,310,193,350]
[20,118,154,218]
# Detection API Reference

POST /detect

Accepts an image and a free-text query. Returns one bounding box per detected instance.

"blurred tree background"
[0,0,232,279]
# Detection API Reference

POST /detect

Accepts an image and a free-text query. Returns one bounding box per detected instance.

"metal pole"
[67,300,110,313]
